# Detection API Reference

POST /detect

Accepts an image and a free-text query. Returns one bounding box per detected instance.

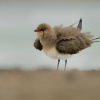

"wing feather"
[34,38,43,51]
[56,37,86,54]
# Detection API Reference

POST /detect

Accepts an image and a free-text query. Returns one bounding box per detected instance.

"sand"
[0,69,100,100]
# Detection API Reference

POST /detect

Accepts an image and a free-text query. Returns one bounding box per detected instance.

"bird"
[34,19,100,70]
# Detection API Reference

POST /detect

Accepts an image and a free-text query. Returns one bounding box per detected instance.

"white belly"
[43,47,72,60]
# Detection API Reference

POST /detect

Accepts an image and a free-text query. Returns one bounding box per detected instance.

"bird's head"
[34,23,53,39]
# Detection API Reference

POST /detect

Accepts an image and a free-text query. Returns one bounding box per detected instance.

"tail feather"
[93,37,100,40]
[93,41,100,42]
[92,37,100,42]
[82,32,94,40]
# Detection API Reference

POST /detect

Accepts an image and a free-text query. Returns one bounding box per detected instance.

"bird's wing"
[77,18,82,31]
[34,38,43,51]
[56,37,85,54]
[54,27,81,44]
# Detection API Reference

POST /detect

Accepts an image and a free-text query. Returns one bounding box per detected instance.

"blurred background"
[0,0,100,70]
[0,1,100,100]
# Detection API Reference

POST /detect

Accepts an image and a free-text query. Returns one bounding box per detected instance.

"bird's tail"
[93,37,100,42]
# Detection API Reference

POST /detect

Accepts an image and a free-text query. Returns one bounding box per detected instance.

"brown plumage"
[56,31,93,54]
[34,19,99,70]
[34,38,43,50]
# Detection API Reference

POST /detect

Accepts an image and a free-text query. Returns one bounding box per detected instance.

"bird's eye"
[40,28,46,32]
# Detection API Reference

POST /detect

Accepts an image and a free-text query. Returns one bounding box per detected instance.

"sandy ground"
[0,69,100,100]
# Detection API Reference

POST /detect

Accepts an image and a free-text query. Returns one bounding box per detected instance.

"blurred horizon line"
[0,0,100,3]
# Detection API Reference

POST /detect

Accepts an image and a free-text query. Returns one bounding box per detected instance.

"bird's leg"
[64,59,67,71]
[57,59,60,70]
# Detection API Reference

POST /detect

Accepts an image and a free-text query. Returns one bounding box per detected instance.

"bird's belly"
[43,47,72,60]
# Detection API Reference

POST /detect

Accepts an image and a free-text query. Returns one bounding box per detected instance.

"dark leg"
[64,59,67,71]
[57,59,60,70]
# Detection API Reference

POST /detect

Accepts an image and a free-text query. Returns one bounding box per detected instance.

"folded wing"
[56,37,86,54]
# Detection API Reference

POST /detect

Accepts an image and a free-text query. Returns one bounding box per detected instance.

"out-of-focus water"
[0,0,100,70]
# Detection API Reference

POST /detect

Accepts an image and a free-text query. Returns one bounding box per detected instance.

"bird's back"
[53,26,80,40]
[54,26,94,54]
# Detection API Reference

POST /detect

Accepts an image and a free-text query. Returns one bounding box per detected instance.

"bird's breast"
[43,47,72,60]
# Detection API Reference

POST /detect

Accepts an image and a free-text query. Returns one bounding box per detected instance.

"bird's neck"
[40,34,57,48]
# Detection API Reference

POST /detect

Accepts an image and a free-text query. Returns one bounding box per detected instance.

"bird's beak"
[34,29,41,32]
[34,29,38,32]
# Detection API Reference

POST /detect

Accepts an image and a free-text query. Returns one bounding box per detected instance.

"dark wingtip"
[80,18,82,22]
[77,18,82,30]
